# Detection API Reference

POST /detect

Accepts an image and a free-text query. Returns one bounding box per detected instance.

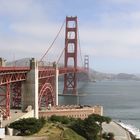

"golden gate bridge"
[0,16,89,119]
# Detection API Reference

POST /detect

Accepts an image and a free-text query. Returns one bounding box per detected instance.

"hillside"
[6,58,140,81]
[34,122,86,140]
[88,69,140,81]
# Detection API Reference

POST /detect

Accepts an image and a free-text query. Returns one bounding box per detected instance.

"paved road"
[103,121,131,140]
[3,136,48,140]
[2,110,26,127]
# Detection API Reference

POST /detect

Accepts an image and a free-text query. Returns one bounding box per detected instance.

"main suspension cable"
[40,19,65,62]
[78,26,84,67]
[56,32,72,65]
[56,47,65,65]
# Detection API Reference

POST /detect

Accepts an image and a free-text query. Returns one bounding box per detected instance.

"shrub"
[70,118,100,140]
[48,115,76,124]
[9,117,46,136]
[102,132,115,140]
[70,114,111,140]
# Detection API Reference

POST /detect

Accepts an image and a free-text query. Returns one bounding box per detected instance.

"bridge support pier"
[55,65,59,106]
[22,58,38,119]
[0,58,5,67]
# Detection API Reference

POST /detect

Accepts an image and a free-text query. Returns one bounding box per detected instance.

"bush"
[48,114,111,140]
[102,132,115,140]
[9,117,46,136]
[70,118,100,140]
[48,115,76,124]
[70,114,111,140]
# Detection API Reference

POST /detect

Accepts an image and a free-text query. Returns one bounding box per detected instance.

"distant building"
[39,105,103,119]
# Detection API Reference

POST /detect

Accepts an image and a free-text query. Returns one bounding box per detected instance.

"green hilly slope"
[33,122,86,140]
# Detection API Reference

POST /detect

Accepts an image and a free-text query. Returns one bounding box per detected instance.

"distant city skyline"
[1,0,140,73]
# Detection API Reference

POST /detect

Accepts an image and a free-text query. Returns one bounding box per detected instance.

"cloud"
[0,0,31,17]
[0,0,65,61]
[9,21,64,39]
[0,0,43,18]
[105,0,138,4]
[79,27,140,60]
[1,0,140,73]
[81,27,140,45]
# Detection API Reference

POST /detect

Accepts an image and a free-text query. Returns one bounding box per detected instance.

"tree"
[9,117,46,136]
[49,114,111,140]
[108,132,115,140]
[102,132,115,140]
[88,114,111,140]
[70,117,100,140]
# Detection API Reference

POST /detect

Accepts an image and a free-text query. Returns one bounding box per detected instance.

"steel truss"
[11,82,22,109]
[0,69,28,119]
[38,68,55,109]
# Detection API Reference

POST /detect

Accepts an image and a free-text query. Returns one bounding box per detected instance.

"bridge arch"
[39,83,54,109]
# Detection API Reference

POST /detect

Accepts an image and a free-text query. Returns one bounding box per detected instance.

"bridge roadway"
[0,67,131,140]
[0,65,86,119]
[0,66,85,86]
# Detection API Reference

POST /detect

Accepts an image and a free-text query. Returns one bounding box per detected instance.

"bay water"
[59,80,140,129]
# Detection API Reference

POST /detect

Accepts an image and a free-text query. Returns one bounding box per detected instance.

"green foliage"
[70,118,100,140]
[48,114,111,140]
[102,132,115,140]
[9,117,46,136]
[70,114,111,140]
[88,114,111,125]
[39,116,46,125]
[63,128,86,140]
[48,115,76,124]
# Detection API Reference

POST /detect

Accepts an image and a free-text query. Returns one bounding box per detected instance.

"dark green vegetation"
[102,132,115,140]
[48,115,76,124]
[49,114,111,140]
[9,114,111,140]
[9,117,46,136]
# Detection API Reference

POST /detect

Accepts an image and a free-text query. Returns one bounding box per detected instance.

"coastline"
[103,121,132,140]
[117,121,140,140]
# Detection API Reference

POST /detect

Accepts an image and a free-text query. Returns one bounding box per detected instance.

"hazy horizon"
[1,0,140,73]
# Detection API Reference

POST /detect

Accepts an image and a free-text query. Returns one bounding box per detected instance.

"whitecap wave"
[117,122,140,139]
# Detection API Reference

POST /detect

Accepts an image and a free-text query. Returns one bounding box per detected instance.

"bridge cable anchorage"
[78,26,84,67]
[39,19,65,62]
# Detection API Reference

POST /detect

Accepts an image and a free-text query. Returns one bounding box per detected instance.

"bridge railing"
[0,67,30,72]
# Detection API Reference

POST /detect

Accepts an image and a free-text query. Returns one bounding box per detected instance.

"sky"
[1,0,140,73]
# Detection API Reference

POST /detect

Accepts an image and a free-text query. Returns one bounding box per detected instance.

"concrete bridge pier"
[22,58,38,119]
[55,64,59,106]
[0,58,6,67]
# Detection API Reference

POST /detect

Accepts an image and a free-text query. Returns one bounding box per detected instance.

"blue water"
[59,80,140,129]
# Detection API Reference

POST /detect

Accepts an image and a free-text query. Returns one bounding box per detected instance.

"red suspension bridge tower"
[63,16,78,95]
[0,16,91,119]
[84,55,89,71]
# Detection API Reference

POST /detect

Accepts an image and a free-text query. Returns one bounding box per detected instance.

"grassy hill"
[33,122,86,140]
